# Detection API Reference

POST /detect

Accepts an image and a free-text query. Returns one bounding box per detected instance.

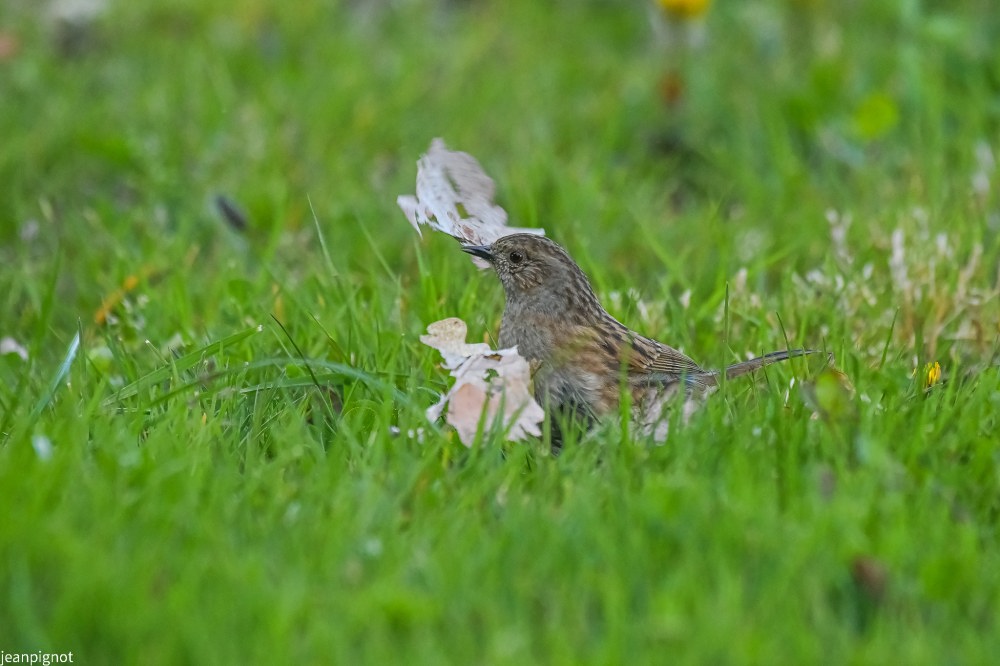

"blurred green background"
[1,0,998,663]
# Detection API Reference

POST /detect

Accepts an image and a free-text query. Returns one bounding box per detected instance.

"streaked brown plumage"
[462,234,818,434]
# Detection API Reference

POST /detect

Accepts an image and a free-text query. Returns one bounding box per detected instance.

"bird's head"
[462,234,601,316]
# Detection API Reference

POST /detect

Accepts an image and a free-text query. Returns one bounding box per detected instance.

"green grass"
[1,0,999,663]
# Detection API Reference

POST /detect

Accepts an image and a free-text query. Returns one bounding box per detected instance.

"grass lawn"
[1,0,999,662]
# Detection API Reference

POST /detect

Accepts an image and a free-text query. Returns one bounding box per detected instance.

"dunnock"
[462,234,819,439]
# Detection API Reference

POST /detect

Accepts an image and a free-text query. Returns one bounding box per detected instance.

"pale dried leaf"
[632,383,706,443]
[419,317,491,369]
[444,352,544,445]
[421,317,544,446]
[398,138,544,267]
[1,336,29,361]
[447,380,493,445]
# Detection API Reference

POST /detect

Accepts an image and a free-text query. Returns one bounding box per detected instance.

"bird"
[461,233,820,442]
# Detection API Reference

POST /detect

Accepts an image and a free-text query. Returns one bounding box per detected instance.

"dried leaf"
[1,336,29,361]
[398,138,544,267]
[419,317,491,370]
[421,317,544,446]
[633,383,703,443]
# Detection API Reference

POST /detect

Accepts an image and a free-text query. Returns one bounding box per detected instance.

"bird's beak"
[461,244,493,261]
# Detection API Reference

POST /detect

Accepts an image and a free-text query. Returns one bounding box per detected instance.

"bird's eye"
[509,251,524,265]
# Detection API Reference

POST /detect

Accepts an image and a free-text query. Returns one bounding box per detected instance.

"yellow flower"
[922,361,942,390]
[657,0,711,20]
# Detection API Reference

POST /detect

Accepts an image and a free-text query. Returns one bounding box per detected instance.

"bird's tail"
[698,349,828,388]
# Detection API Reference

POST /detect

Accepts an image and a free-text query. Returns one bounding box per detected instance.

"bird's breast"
[498,311,558,361]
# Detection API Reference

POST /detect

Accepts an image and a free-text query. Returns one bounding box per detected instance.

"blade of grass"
[308,194,338,279]
[102,324,263,407]
[25,330,81,426]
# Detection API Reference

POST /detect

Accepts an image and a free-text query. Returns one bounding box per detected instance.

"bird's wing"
[627,334,704,380]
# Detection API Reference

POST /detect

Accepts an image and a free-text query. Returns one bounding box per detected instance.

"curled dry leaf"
[421,317,544,446]
[419,317,492,369]
[397,138,544,268]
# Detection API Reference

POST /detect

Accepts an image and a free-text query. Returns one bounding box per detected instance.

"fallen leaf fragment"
[421,317,544,446]
[398,138,544,268]
[419,317,492,369]
[632,383,702,443]
[1,337,29,361]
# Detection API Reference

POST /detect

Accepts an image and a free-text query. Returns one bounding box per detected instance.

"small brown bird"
[462,234,819,439]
